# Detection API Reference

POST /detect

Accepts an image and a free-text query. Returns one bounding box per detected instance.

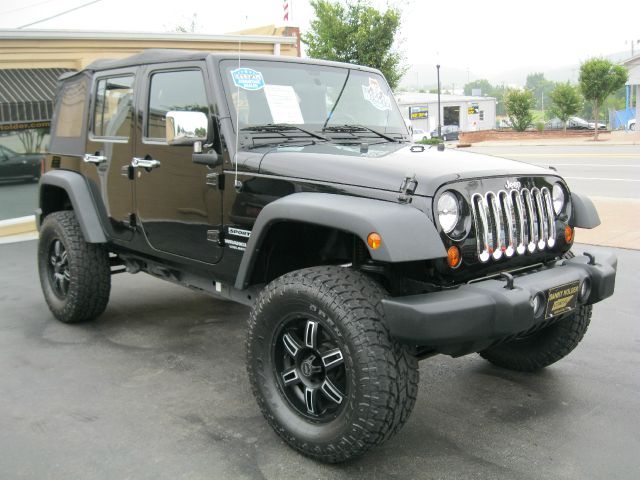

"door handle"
[83,153,107,164]
[132,157,161,169]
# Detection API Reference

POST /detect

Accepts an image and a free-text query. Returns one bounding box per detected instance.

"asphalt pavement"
[1,240,638,480]
[0,180,38,221]
[466,145,640,199]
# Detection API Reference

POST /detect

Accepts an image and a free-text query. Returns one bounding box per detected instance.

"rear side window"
[49,72,91,155]
[146,70,209,140]
[53,77,87,138]
[92,76,134,138]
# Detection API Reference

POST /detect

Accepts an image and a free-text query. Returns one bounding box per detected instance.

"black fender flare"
[235,192,447,289]
[39,170,107,243]
[571,192,600,229]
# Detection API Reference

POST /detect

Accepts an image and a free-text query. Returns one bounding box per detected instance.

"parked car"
[588,121,607,130]
[412,128,429,142]
[0,145,42,183]
[430,124,459,141]
[37,50,616,463]
[566,117,590,130]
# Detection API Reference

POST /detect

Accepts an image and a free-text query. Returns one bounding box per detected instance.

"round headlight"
[552,183,565,215]
[437,191,459,234]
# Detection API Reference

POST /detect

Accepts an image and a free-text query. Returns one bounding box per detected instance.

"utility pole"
[437,65,442,138]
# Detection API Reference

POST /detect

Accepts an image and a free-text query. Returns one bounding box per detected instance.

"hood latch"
[398,175,418,203]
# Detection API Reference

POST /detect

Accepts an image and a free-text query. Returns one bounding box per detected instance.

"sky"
[0,0,638,81]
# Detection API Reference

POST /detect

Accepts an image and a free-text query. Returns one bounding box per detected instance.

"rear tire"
[246,266,418,463]
[479,305,592,372]
[38,211,111,323]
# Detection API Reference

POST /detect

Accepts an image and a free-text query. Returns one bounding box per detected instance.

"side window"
[146,70,209,140]
[53,78,87,138]
[93,76,134,138]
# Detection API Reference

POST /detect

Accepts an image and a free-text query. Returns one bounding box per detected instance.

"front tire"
[38,211,111,323]
[479,305,592,372]
[246,266,418,463]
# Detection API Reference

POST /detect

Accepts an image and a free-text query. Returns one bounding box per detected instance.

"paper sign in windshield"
[264,85,304,124]
[362,77,391,111]
[231,68,265,91]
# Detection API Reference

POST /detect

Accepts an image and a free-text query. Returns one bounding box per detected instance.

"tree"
[549,82,583,132]
[579,58,628,140]
[525,72,556,110]
[463,79,492,96]
[301,0,406,89]
[504,89,535,132]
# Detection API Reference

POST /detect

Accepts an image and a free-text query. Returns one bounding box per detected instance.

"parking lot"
[1,239,638,479]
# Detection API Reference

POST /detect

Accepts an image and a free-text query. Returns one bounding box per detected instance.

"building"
[395,92,497,135]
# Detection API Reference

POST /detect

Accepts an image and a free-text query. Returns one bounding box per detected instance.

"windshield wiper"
[322,124,399,143]
[241,123,328,141]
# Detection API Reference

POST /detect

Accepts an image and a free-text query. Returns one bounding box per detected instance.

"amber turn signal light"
[447,246,461,268]
[367,232,382,250]
[565,225,573,243]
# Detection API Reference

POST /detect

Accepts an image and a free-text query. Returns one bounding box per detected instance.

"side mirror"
[166,110,208,145]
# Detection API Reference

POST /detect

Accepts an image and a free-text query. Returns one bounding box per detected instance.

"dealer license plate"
[545,280,580,319]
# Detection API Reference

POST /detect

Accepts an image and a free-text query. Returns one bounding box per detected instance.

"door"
[134,65,223,264]
[83,70,136,241]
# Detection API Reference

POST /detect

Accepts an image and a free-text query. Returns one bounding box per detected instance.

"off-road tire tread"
[479,304,592,372]
[38,211,111,323]
[246,266,419,463]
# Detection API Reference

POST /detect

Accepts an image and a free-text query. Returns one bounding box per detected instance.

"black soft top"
[69,49,381,75]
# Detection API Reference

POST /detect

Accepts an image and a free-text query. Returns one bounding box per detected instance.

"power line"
[17,0,103,29]
[0,0,60,16]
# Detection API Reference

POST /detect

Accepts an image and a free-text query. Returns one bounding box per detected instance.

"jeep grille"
[471,187,556,262]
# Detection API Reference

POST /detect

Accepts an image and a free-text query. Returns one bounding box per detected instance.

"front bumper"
[382,251,617,352]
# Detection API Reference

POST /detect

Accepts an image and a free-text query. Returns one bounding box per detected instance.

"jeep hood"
[257,142,556,197]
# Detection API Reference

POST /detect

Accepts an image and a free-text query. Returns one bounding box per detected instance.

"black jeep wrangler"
[37,50,616,463]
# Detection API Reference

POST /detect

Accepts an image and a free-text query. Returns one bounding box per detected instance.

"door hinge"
[207,229,224,245]
[121,165,134,180]
[122,213,137,230]
[206,172,225,190]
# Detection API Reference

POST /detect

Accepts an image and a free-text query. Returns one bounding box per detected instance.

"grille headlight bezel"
[437,191,460,234]
[552,182,566,215]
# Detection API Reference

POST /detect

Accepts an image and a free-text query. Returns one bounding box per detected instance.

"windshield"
[220,60,408,136]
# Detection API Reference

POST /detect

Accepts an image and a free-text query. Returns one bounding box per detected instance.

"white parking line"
[534,163,640,168]
[564,176,640,182]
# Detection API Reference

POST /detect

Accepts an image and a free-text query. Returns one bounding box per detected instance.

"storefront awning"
[0,68,74,125]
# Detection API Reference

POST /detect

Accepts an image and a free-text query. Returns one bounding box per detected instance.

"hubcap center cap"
[300,354,321,377]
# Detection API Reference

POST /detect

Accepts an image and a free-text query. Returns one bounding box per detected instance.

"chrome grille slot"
[532,188,547,249]
[471,184,556,262]
[542,187,556,247]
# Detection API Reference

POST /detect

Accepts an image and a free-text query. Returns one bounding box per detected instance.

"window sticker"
[362,77,391,111]
[264,84,304,124]
[231,68,265,91]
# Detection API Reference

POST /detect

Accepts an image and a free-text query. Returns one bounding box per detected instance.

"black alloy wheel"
[38,211,111,323]
[47,238,70,298]
[246,265,419,463]
[274,315,348,422]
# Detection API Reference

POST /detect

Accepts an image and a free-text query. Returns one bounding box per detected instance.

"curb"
[0,215,37,237]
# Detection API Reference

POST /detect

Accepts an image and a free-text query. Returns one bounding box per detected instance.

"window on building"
[146,70,208,140]
[479,110,484,121]
[93,76,134,138]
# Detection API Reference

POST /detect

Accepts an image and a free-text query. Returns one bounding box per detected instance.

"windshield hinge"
[398,175,418,203]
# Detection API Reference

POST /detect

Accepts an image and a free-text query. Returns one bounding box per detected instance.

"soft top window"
[49,72,91,155]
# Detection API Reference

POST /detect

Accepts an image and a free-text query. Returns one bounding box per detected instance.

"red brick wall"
[459,129,609,143]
